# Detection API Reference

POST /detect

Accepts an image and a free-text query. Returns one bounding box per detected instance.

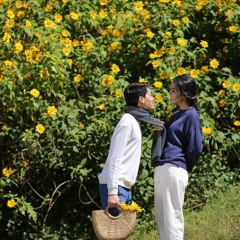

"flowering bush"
[0,0,239,238]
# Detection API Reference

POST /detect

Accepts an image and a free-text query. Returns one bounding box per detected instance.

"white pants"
[154,163,189,240]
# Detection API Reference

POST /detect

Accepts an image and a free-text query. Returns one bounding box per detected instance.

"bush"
[0,0,239,239]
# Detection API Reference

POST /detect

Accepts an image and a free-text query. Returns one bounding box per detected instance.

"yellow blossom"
[2,124,8,131]
[202,126,212,135]
[30,88,40,98]
[172,19,180,26]
[81,39,94,53]
[47,106,58,116]
[234,120,240,126]
[219,99,225,107]
[146,30,155,38]
[74,75,84,83]
[40,70,50,79]
[7,10,15,19]
[55,13,63,22]
[177,38,187,46]
[100,0,108,5]
[201,66,208,74]
[210,59,219,69]
[102,75,114,87]
[229,25,237,33]
[2,167,13,177]
[36,124,45,134]
[155,95,163,103]
[111,64,120,74]
[177,68,186,75]
[182,16,189,22]
[17,11,25,19]
[108,41,119,52]
[222,80,231,88]
[116,90,123,98]
[3,32,11,43]
[99,9,107,18]
[63,47,71,56]
[139,77,145,82]
[99,104,106,110]
[200,40,208,48]
[152,60,159,69]
[154,81,163,88]
[22,161,28,167]
[25,20,32,27]
[45,4,53,13]
[232,83,240,92]
[121,201,142,213]
[79,123,84,129]
[15,41,23,54]
[218,90,225,96]
[190,69,199,79]
[16,1,23,8]
[7,199,16,208]
[134,1,144,13]
[70,12,80,20]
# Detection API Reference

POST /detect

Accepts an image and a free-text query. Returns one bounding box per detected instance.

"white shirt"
[98,113,142,195]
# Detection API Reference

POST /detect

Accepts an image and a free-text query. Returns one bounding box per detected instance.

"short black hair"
[124,83,148,107]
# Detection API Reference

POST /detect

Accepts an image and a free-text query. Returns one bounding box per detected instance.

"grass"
[130,184,240,240]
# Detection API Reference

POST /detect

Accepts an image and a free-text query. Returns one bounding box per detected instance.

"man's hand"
[108,194,120,208]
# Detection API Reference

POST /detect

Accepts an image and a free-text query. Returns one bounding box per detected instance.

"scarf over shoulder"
[126,106,166,167]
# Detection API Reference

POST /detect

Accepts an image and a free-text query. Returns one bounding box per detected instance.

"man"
[98,82,164,216]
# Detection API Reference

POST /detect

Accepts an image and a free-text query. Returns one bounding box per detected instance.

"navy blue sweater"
[155,108,204,172]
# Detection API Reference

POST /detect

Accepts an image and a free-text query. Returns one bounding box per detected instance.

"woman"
[154,74,204,240]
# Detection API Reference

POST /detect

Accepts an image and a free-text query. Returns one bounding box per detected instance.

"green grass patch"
[130,184,240,240]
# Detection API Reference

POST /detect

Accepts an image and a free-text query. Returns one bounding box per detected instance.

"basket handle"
[104,207,122,219]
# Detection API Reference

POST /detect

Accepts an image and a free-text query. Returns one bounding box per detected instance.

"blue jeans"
[99,184,132,216]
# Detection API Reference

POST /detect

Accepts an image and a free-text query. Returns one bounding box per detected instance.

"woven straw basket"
[92,208,137,240]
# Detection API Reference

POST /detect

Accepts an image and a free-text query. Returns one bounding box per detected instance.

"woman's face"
[169,83,184,105]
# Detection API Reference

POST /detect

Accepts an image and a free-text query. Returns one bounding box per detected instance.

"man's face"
[139,88,155,111]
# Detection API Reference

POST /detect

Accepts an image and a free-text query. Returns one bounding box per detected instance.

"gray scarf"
[126,106,166,166]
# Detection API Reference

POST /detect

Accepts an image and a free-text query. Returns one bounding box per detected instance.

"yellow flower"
[210,59,219,69]
[146,30,155,38]
[45,4,53,13]
[81,38,94,53]
[25,20,32,27]
[152,60,159,69]
[200,40,208,48]
[172,19,180,26]
[30,88,40,98]
[177,38,187,46]
[55,13,63,22]
[139,77,145,82]
[154,81,163,88]
[108,41,119,52]
[202,127,212,135]
[2,167,13,177]
[7,10,15,19]
[99,104,106,110]
[47,106,58,116]
[14,41,23,54]
[100,0,108,5]
[74,75,84,83]
[36,124,45,134]
[3,32,11,43]
[7,199,16,208]
[155,95,163,103]
[219,99,225,107]
[234,120,240,127]
[222,80,231,88]
[2,124,8,131]
[218,90,225,96]
[229,25,237,33]
[17,11,25,19]
[232,83,240,92]
[99,9,107,18]
[116,90,123,98]
[111,64,120,74]
[40,70,50,79]
[201,66,208,74]
[102,75,114,87]
[79,123,84,129]
[121,201,142,213]
[70,12,80,20]
[190,69,199,79]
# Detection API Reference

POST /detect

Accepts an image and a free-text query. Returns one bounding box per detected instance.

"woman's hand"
[108,194,120,208]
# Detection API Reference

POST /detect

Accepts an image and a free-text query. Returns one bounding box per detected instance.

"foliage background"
[0,0,239,239]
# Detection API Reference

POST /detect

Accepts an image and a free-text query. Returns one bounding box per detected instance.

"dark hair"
[124,82,148,107]
[173,74,200,112]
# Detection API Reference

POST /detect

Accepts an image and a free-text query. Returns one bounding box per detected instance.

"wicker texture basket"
[92,208,137,240]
